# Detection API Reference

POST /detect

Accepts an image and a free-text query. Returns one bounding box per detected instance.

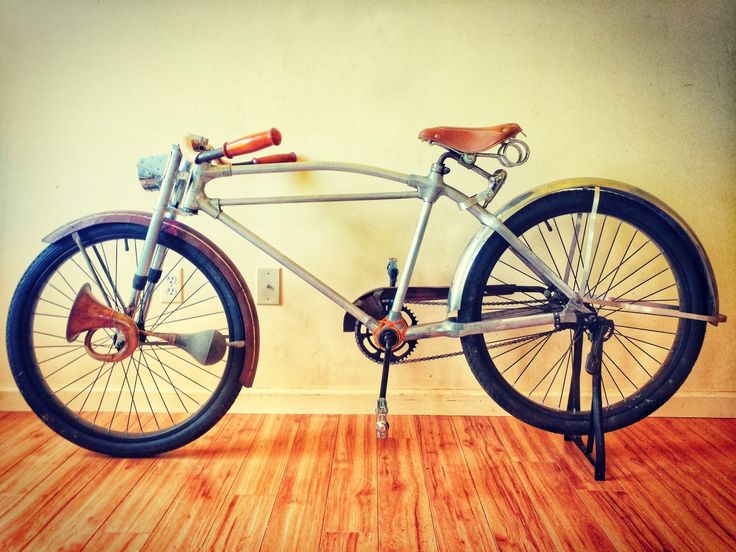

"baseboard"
[1,387,734,417]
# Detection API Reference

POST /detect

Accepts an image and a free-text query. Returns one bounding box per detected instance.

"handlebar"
[195,128,290,164]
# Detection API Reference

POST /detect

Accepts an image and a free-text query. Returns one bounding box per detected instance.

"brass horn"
[67,284,229,365]
[66,283,140,362]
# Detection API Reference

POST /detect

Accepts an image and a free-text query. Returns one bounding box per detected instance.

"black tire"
[459,189,707,434]
[6,223,246,456]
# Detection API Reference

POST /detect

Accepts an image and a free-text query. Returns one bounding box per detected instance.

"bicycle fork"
[126,145,182,321]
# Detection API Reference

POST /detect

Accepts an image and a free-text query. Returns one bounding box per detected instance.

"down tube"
[198,201,379,331]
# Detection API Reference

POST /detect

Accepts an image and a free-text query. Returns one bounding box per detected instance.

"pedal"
[376,397,389,439]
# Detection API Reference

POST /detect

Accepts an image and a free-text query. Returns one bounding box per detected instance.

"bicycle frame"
[20,128,726,472]
[124,142,724,345]
[127,146,576,339]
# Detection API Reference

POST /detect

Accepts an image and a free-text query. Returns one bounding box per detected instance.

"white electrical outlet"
[257,268,281,305]
[161,267,184,303]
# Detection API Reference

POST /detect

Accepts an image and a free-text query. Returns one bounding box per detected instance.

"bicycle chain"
[395,330,553,364]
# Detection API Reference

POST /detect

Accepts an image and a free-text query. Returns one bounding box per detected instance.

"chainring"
[354,299,418,363]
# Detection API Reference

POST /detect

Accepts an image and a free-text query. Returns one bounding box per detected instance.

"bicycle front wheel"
[7,222,246,456]
[459,189,707,434]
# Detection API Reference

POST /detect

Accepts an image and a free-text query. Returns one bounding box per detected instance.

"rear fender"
[448,178,723,324]
[43,211,261,386]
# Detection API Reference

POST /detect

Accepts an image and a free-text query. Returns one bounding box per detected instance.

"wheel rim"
[25,229,239,439]
[478,206,684,416]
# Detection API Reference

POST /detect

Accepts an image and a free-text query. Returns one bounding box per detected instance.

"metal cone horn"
[172,330,227,366]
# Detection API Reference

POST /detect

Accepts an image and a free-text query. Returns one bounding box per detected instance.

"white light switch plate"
[257,268,281,305]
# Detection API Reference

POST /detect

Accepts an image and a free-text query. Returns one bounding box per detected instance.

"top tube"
[221,161,413,185]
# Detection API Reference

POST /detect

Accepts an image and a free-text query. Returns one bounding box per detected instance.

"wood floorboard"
[453,416,558,551]
[376,415,436,552]
[415,415,496,551]
[0,413,734,552]
[201,414,301,551]
[84,413,232,550]
[141,414,264,551]
[259,414,339,551]
[321,415,377,541]
[0,412,26,445]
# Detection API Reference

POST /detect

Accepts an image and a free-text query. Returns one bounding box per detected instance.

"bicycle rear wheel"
[6,222,246,456]
[459,189,707,434]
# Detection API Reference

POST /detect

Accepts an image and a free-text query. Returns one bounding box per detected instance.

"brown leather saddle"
[418,123,522,154]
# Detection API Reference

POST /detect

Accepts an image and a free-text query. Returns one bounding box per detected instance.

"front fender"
[447,178,722,323]
[43,211,261,386]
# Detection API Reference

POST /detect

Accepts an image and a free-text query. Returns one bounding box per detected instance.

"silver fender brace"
[42,210,261,387]
[448,178,725,325]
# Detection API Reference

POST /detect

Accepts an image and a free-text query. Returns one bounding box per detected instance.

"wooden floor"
[0,412,734,551]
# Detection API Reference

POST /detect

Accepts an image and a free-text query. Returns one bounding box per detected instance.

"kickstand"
[375,332,396,439]
[564,319,612,481]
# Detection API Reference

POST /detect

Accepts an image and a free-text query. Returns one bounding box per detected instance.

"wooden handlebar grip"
[223,128,282,158]
[252,152,298,164]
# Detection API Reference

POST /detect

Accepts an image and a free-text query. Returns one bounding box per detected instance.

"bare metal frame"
[126,140,724,346]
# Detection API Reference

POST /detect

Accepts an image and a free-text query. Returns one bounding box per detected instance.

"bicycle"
[6,124,726,479]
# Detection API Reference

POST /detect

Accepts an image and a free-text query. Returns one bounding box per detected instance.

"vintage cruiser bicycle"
[6,124,726,479]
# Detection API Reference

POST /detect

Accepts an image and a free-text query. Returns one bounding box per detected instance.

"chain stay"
[389,296,554,364]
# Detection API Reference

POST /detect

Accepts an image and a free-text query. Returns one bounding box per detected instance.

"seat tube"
[388,199,434,321]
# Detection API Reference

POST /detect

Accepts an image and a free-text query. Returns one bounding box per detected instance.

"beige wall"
[1,0,734,415]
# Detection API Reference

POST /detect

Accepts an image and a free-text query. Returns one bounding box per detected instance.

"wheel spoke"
[148,346,191,413]
[534,224,563,280]
[130,349,154,432]
[490,332,550,360]
[616,331,672,353]
[553,217,581,288]
[147,345,222,379]
[585,215,608,294]
[557,332,573,410]
[599,230,639,298]
[602,350,638,389]
[588,219,623,296]
[600,252,663,298]
[138,350,171,427]
[39,296,72,312]
[540,339,573,404]
[92,243,126,310]
[611,333,653,378]
[571,213,590,292]
[497,259,546,285]
[511,334,553,385]
[139,349,214,393]
[147,273,208,331]
[613,324,676,336]
[602,359,626,401]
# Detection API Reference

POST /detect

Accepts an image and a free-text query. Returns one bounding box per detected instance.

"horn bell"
[173,330,227,366]
[66,283,140,362]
